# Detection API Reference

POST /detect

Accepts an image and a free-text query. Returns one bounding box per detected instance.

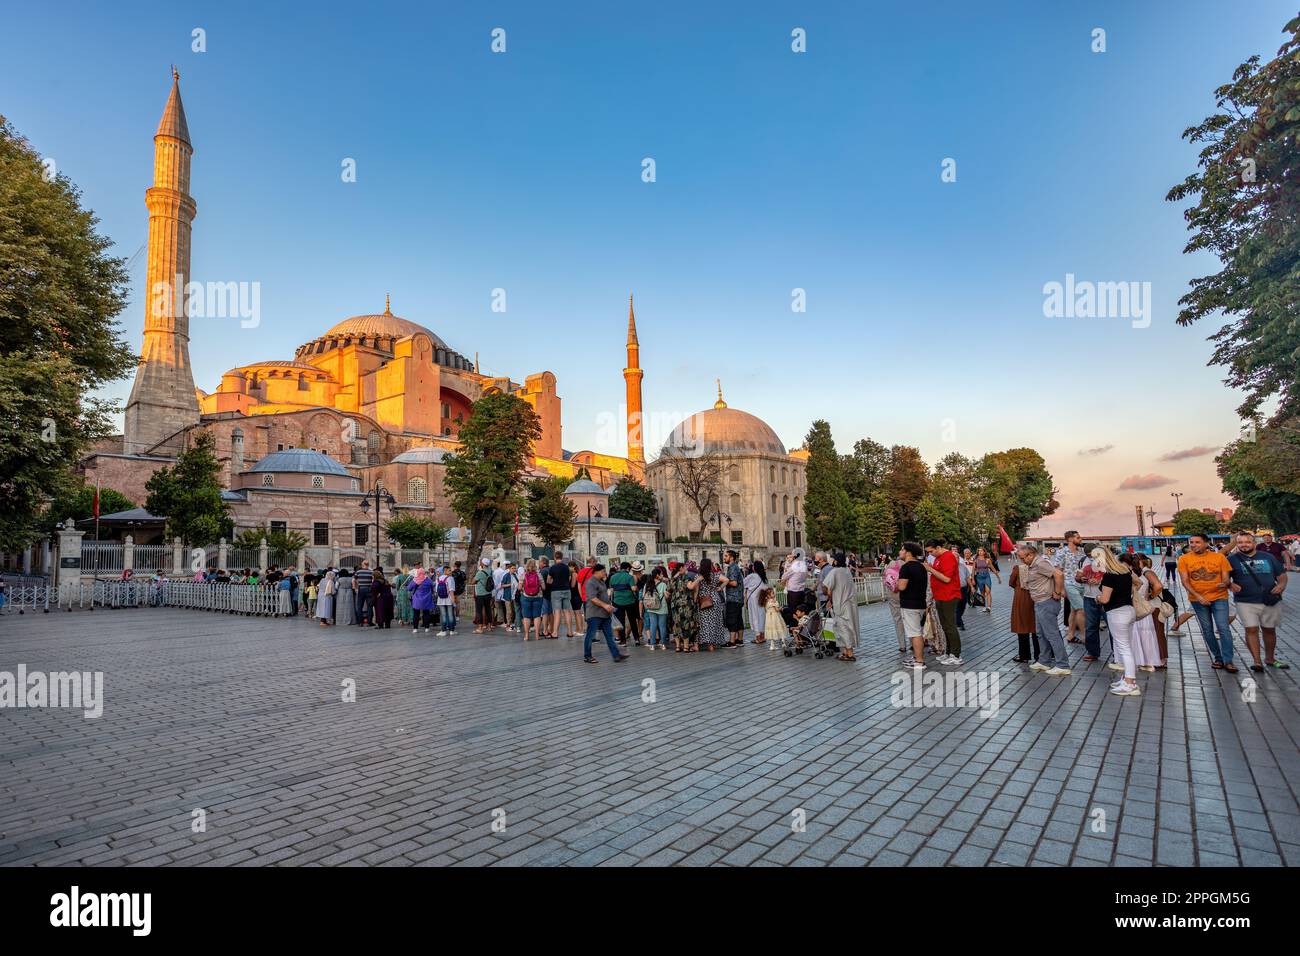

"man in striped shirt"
[354,561,375,626]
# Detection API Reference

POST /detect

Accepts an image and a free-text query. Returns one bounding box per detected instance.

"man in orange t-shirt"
[1177,534,1236,670]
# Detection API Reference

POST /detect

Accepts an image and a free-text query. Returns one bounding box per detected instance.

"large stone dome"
[295,297,471,369]
[322,311,447,349]
[661,389,787,457]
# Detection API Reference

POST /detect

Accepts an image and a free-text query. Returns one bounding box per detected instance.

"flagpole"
[94,477,101,581]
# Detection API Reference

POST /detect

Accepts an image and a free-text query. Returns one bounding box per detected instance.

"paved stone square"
[1,577,1297,867]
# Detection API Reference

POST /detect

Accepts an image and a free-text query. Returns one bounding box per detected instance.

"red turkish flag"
[997,525,1015,554]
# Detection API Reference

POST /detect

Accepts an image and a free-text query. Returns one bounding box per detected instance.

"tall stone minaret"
[124,68,200,454]
[624,294,645,467]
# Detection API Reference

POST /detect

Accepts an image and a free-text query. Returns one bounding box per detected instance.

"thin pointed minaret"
[624,294,645,466]
[124,67,200,454]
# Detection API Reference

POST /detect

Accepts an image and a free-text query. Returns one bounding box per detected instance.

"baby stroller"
[781,606,836,660]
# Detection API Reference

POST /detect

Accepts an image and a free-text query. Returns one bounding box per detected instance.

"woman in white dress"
[1130,554,1164,671]
[743,560,768,644]
[316,570,337,626]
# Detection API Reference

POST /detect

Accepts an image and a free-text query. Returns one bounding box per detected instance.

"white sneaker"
[946,656,965,666]
[412,629,418,635]
[1028,662,1050,672]
[1045,666,1072,676]
[983,607,992,613]
[934,654,952,664]
[1106,662,1125,671]
[1110,683,1141,696]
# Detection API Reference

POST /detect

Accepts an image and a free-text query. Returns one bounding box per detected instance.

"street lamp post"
[358,482,398,570]
[786,515,802,550]
[1170,491,1183,516]
[586,503,602,560]
[711,510,732,563]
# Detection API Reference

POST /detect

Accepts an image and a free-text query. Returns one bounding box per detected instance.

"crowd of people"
[106,530,1292,689]
[879,530,1291,697]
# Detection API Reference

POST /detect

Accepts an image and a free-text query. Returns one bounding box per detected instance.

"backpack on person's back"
[522,570,542,596]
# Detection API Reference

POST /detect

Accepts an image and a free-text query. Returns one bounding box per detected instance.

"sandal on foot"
[1224,663,1239,673]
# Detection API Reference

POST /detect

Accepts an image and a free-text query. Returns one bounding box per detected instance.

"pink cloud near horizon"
[1117,473,1175,491]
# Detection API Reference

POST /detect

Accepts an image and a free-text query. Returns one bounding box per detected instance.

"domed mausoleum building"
[647,384,807,555]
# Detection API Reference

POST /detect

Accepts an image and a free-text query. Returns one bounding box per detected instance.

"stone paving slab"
[0,574,1296,866]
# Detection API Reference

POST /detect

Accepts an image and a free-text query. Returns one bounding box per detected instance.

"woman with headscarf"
[407,566,435,634]
[371,571,395,630]
[743,560,768,644]
[394,566,413,626]
[316,570,337,626]
[669,560,700,652]
[335,568,355,625]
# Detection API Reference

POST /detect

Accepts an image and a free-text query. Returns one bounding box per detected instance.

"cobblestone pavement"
[1,574,1297,867]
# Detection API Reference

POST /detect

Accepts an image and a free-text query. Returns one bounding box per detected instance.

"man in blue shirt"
[1228,532,1289,672]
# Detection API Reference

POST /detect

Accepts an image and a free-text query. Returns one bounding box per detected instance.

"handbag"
[1132,574,1155,620]
[697,588,714,609]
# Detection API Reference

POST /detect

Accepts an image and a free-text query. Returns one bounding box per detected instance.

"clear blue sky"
[3,0,1292,534]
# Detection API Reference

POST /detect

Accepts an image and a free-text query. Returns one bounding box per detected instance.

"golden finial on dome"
[172,65,179,83]
[714,379,727,410]
[384,292,391,314]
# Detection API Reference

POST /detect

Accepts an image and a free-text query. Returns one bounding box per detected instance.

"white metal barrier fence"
[1,581,292,616]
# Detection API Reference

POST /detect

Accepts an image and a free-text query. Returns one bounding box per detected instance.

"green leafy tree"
[232,525,308,553]
[383,515,448,549]
[525,475,576,549]
[882,445,930,540]
[1224,504,1271,533]
[853,490,896,556]
[840,437,890,501]
[41,481,135,534]
[0,119,136,550]
[930,452,995,547]
[1166,16,1300,419]
[144,432,232,545]
[1172,509,1222,537]
[608,475,658,522]
[1217,416,1300,533]
[442,392,542,570]
[978,448,1058,540]
[803,420,854,549]
[915,493,962,544]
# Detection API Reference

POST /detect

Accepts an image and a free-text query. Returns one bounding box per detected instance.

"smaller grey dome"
[392,446,450,465]
[564,478,609,495]
[247,449,350,476]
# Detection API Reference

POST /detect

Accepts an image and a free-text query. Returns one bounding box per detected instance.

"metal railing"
[80,541,125,573]
[1,581,292,616]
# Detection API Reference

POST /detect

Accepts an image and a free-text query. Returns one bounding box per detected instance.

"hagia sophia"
[82,73,808,561]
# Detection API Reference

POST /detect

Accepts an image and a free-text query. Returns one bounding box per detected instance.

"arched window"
[311,475,324,489]
[298,373,308,391]
[596,541,609,556]
[769,465,776,483]
[771,493,778,514]
[728,463,740,483]
[635,542,646,555]
[782,495,789,515]
[782,467,788,484]
[367,430,381,465]
[794,496,801,515]
[407,477,427,504]
[730,493,741,513]
[616,541,629,556]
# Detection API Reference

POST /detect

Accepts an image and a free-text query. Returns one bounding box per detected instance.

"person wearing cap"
[582,564,629,664]
[473,558,495,634]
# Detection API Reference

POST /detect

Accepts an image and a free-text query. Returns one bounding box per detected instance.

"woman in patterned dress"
[696,557,728,651]
[394,566,413,625]
[669,561,699,653]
